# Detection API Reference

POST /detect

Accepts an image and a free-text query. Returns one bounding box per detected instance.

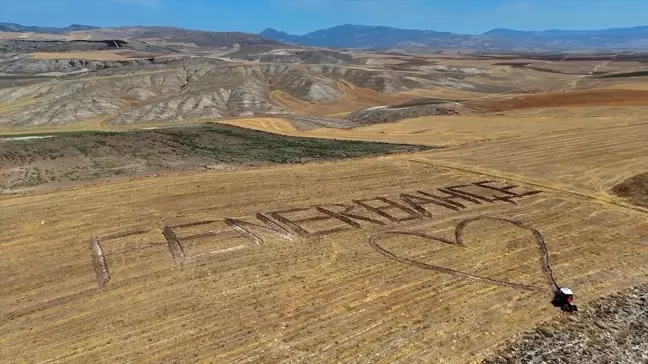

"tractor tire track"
[456,217,558,292]
[368,216,559,293]
[369,217,556,292]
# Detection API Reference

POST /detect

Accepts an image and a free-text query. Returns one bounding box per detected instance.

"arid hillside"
[2,24,647,132]
[0,54,510,127]
[5,42,647,131]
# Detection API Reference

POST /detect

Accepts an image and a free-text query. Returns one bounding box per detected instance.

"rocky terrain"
[279,100,467,130]
[0,50,514,126]
[347,100,461,125]
[230,47,353,64]
[482,285,648,364]
[0,52,179,74]
[2,23,645,131]
[286,115,354,130]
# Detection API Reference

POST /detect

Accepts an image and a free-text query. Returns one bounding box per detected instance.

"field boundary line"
[403,158,648,216]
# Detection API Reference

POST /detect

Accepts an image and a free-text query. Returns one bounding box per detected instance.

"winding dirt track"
[2,100,648,363]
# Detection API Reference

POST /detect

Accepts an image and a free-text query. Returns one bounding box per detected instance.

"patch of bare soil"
[611,172,648,208]
[473,89,648,111]
[482,285,648,364]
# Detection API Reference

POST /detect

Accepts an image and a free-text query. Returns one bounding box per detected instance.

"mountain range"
[0,23,99,34]
[1,22,647,51]
[261,24,648,51]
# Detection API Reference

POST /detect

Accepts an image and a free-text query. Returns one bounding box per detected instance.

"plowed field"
[473,88,648,111]
[2,100,648,363]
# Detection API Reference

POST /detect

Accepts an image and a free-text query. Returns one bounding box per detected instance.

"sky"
[1,0,647,35]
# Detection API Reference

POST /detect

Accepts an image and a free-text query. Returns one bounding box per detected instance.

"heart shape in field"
[369,217,556,292]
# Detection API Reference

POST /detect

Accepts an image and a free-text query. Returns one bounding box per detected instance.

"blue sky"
[1,0,647,35]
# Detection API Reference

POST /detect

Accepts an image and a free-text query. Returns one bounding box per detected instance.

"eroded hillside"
[6,38,623,129]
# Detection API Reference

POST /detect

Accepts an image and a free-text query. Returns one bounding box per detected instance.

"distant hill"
[76,26,282,47]
[260,24,648,51]
[2,22,648,51]
[0,23,99,34]
[0,24,281,48]
[484,26,648,40]
[260,28,300,44]
[261,25,482,49]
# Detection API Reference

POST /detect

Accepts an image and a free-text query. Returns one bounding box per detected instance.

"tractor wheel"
[562,303,578,312]
[562,303,571,312]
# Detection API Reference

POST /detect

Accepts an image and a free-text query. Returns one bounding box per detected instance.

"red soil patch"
[473,89,648,111]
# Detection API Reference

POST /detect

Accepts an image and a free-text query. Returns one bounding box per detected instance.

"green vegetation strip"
[0,123,436,190]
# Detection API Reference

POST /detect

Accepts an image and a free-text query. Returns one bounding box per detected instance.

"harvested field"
[606,82,648,91]
[421,121,648,203]
[404,87,492,99]
[2,104,648,363]
[511,61,605,75]
[30,51,133,61]
[577,77,648,90]
[221,107,647,147]
[269,89,376,117]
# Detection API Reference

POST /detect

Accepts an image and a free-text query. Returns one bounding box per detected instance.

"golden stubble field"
[2,101,648,363]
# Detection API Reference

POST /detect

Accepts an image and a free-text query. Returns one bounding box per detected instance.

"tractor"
[552,287,578,312]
